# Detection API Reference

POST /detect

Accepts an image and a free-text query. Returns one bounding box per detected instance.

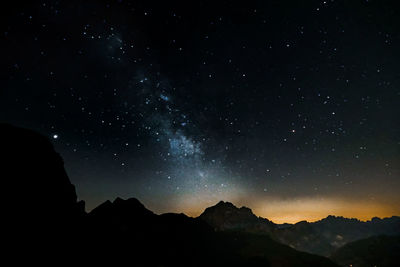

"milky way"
[1,0,399,222]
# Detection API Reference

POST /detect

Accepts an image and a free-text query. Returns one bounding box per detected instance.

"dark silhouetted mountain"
[86,197,219,266]
[1,123,84,218]
[330,235,400,267]
[198,201,400,257]
[1,123,341,266]
[200,200,275,232]
[1,123,85,263]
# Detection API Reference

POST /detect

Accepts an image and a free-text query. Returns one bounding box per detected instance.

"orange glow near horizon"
[163,196,400,224]
[251,198,399,224]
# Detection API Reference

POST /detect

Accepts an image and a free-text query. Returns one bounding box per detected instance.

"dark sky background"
[1,0,399,223]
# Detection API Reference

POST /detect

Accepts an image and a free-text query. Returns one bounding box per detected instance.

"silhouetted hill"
[330,235,400,267]
[198,201,400,257]
[87,198,223,266]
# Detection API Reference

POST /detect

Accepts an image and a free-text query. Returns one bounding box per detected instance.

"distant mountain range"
[2,123,399,266]
[199,200,400,257]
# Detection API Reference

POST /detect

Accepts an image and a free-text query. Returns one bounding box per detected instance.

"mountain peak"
[214,200,238,209]
[89,197,154,220]
[113,197,145,208]
[199,201,274,231]
[209,201,255,214]
[318,215,361,224]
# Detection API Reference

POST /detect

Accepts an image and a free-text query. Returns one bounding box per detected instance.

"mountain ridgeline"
[2,123,398,266]
[199,201,400,257]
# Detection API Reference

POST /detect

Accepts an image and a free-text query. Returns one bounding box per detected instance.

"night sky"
[1,0,399,223]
